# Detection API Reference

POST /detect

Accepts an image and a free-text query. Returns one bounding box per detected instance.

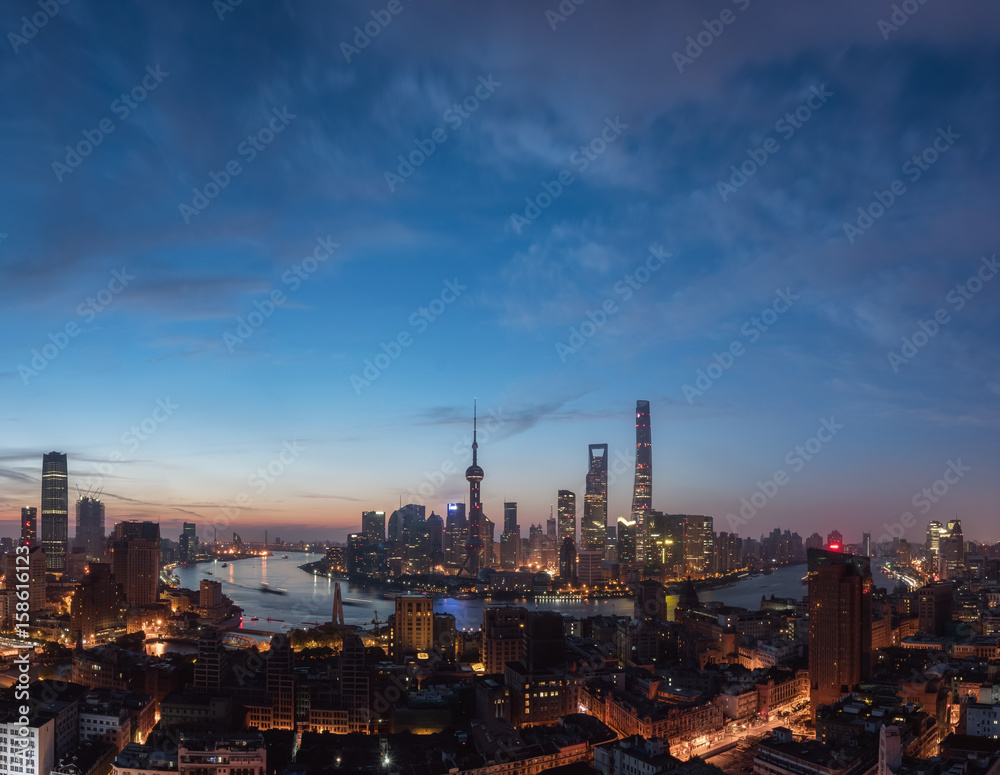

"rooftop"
[112,742,179,771]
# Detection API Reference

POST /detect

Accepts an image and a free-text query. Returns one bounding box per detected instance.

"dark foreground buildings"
[808,547,873,717]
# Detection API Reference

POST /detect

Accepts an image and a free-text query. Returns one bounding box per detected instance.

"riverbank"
[299,558,807,602]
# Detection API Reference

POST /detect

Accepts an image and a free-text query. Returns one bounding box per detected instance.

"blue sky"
[1,1,998,546]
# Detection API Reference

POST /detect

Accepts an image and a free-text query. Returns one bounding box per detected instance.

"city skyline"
[3,406,998,547]
[2,2,999,544]
[5,4,1000,773]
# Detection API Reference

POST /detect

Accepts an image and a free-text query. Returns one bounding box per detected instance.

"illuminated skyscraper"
[41,451,69,572]
[500,502,519,569]
[392,596,434,661]
[362,510,386,542]
[683,515,714,575]
[941,519,964,578]
[75,496,106,561]
[445,502,467,566]
[582,444,608,552]
[179,522,197,563]
[630,401,652,567]
[808,547,873,717]
[557,490,576,547]
[715,531,742,574]
[926,521,942,558]
[461,403,485,576]
[617,516,636,568]
[21,506,37,547]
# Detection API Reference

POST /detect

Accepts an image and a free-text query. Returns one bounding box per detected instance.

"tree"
[115,631,146,651]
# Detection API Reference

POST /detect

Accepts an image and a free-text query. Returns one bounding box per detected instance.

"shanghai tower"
[630,401,652,567]
[41,451,69,572]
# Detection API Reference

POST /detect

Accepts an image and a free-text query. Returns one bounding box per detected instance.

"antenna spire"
[472,398,478,465]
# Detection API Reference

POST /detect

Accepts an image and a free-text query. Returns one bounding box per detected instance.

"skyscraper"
[347,532,378,576]
[500,502,519,569]
[461,402,486,576]
[582,444,608,553]
[179,522,197,563]
[617,516,636,568]
[392,596,434,661]
[941,519,964,578]
[630,401,652,567]
[340,634,370,732]
[362,510,386,542]
[483,515,496,568]
[605,524,617,563]
[557,490,576,548]
[445,502,467,566]
[21,506,37,547]
[41,451,69,572]
[683,515,715,575]
[715,531,742,574]
[808,547,873,717]
[70,562,126,645]
[559,537,577,584]
[917,582,954,635]
[75,496,106,561]
[110,521,161,608]
[267,633,295,730]
[193,628,228,694]
[428,511,444,567]
[482,606,526,674]
[926,520,942,562]
[523,610,565,671]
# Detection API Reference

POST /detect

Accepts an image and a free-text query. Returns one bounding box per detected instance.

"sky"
[1,1,998,546]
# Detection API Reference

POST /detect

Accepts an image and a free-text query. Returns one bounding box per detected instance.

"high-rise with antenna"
[459,401,485,576]
[75,495,106,562]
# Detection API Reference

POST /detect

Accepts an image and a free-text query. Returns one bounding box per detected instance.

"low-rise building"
[967,703,1000,739]
[595,735,676,775]
[111,742,178,775]
[756,669,809,720]
[505,662,577,728]
[754,727,869,775]
[598,689,724,745]
[178,733,266,775]
[720,685,758,721]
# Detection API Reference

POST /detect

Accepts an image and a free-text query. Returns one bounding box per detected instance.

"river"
[173,554,633,634]
[172,555,898,635]
[698,562,896,609]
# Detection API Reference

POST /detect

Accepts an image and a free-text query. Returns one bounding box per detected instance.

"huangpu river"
[172,554,896,635]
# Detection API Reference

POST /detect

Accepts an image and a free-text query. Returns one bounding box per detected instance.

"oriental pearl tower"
[460,401,485,577]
